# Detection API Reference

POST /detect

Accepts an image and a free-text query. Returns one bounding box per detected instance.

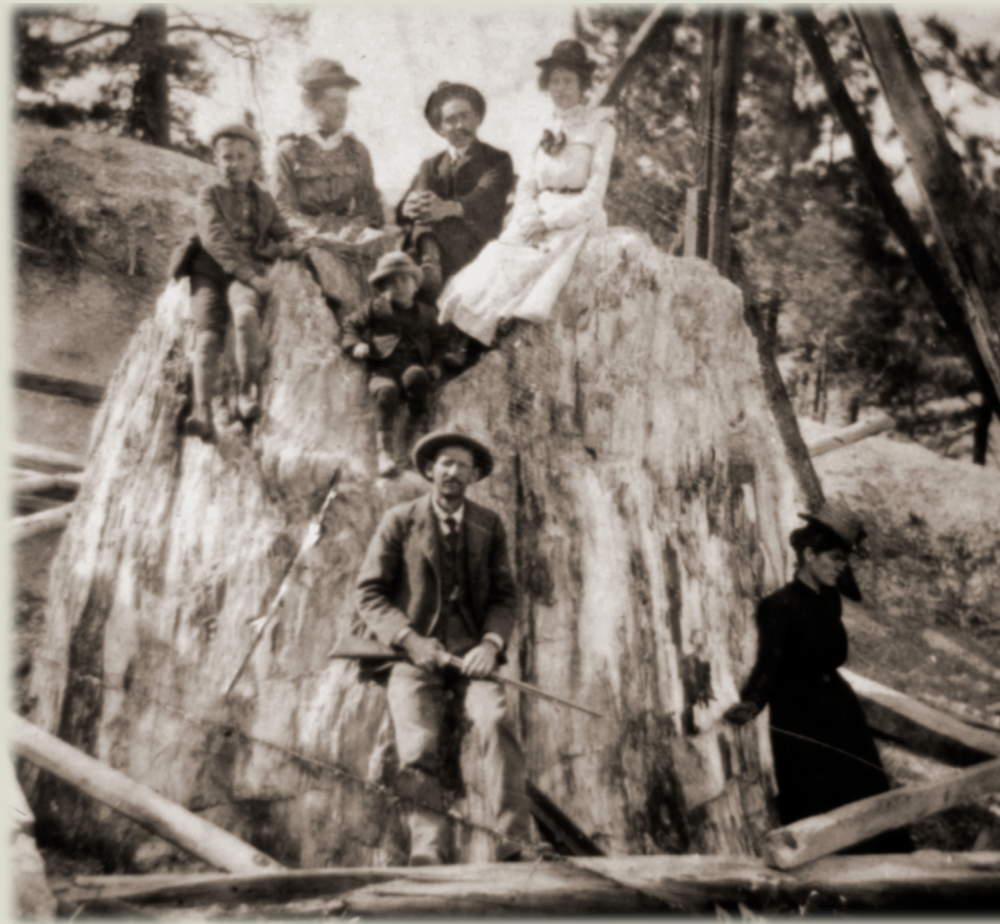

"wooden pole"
[600,6,680,108]
[12,714,286,874]
[706,11,746,276]
[849,8,1000,412]
[761,757,1000,869]
[843,668,1000,766]
[15,472,84,496]
[793,9,1000,423]
[15,371,105,406]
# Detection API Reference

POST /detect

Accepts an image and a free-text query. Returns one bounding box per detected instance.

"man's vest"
[435,516,479,656]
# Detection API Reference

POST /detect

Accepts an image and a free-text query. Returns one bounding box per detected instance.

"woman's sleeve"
[541,111,616,231]
[273,144,315,236]
[501,150,541,241]
[353,143,385,230]
[739,596,791,712]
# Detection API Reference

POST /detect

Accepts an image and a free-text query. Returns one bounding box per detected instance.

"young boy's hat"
[368,251,423,287]
[210,123,261,152]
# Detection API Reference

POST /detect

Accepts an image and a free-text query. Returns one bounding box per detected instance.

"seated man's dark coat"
[396,140,514,283]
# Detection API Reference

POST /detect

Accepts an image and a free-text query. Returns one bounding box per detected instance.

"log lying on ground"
[55,852,1000,912]
[923,629,1000,683]
[805,411,894,457]
[843,668,1000,765]
[12,714,285,875]
[13,505,74,543]
[14,442,85,474]
[16,370,105,406]
[15,471,84,496]
[762,757,1000,869]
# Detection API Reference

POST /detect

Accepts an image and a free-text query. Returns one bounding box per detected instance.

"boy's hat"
[368,251,423,287]
[298,59,360,91]
[424,82,486,129]
[210,123,261,152]
[413,427,494,481]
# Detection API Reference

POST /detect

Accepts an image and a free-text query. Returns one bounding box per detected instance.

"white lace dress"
[438,104,616,345]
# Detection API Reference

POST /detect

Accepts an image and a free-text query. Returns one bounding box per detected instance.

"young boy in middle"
[343,251,461,477]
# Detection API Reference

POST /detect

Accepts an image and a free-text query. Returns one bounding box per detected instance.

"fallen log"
[12,714,285,875]
[14,442,85,474]
[761,758,1000,869]
[55,852,1000,912]
[923,629,1000,683]
[13,505,74,543]
[15,370,105,406]
[15,472,84,497]
[842,668,1000,765]
[805,411,895,457]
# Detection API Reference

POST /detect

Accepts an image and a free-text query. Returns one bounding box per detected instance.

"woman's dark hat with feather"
[535,39,597,76]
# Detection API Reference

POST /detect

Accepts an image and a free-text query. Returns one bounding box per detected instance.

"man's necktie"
[445,517,459,602]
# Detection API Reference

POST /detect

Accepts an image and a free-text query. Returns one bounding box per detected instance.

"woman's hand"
[723,702,759,726]
[250,275,273,297]
[518,215,547,246]
[352,343,370,360]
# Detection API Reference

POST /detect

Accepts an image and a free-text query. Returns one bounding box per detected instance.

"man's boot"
[397,768,449,866]
[185,332,219,443]
[376,430,397,478]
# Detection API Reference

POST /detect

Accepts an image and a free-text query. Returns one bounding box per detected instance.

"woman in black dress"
[725,500,912,853]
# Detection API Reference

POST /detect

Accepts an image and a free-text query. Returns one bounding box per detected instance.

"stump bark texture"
[25,227,804,866]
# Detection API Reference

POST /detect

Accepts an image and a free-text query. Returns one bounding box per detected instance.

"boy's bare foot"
[237,392,261,423]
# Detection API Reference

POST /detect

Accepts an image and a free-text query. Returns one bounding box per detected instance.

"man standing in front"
[356,429,533,865]
[397,83,514,299]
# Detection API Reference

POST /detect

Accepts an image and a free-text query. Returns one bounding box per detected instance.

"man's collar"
[431,496,465,527]
[447,139,476,163]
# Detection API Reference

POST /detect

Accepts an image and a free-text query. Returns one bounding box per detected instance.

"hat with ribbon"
[368,251,423,288]
[413,426,494,481]
[424,82,486,129]
[535,39,597,76]
[298,59,360,91]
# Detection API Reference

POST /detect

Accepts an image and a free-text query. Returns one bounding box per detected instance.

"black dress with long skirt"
[741,579,912,853]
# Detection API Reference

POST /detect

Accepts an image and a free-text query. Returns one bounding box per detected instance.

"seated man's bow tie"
[539,129,567,156]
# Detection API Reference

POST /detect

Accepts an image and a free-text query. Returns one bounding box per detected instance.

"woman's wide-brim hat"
[210,122,261,152]
[368,251,423,287]
[535,39,597,75]
[298,59,360,91]
[413,427,494,481]
[424,82,486,128]
[798,498,867,549]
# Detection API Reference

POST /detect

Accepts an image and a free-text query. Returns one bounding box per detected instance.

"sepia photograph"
[10,2,1000,917]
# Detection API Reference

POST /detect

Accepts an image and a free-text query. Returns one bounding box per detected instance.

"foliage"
[579,6,997,417]
[16,5,310,153]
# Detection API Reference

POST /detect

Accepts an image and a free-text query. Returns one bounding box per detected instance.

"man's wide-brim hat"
[535,39,597,75]
[424,82,486,129]
[368,251,423,287]
[413,427,494,481]
[798,498,866,549]
[210,122,261,152]
[298,58,360,91]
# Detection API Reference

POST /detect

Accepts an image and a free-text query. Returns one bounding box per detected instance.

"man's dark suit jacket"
[357,494,517,656]
[396,140,514,282]
[169,180,293,285]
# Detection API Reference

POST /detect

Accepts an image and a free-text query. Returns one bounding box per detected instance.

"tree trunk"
[23,229,810,867]
[849,8,1000,417]
[129,7,171,147]
[793,8,1000,429]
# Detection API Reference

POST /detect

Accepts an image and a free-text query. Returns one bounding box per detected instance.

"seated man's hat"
[424,82,486,129]
[413,426,494,481]
[210,122,261,152]
[368,251,424,288]
[298,59,360,91]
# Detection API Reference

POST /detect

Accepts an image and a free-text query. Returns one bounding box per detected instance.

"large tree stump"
[23,227,805,867]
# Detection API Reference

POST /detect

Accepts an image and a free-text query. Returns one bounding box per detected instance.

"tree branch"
[50,23,132,51]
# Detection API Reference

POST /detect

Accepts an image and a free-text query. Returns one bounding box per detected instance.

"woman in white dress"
[438,40,617,347]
